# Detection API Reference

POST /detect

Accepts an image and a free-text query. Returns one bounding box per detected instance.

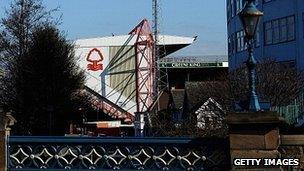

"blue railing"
[7,136,230,170]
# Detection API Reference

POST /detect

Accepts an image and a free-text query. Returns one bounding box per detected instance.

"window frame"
[236,30,247,52]
[264,15,296,46]
[264,21,273,45]
[263,0,273,4]
[287,16,295,41]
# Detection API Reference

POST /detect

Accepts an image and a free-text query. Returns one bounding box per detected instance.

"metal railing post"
[0,112,16,171]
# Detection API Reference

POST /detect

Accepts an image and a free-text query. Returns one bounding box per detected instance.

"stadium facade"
[75,34,195,119]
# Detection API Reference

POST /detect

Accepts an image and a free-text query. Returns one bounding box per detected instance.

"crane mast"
[152,0,160,101]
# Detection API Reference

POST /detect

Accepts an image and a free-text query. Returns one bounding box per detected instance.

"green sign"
[158,62,224,68]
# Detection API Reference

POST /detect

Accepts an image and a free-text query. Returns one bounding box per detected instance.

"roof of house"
[163,55,228,62]
[185,81,230,112]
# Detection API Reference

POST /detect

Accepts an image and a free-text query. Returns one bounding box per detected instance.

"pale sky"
[0,0,228,56]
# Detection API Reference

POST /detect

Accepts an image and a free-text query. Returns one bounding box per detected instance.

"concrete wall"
[279,135,304,170]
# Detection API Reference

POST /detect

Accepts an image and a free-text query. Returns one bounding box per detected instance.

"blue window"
[236,0,243,13]
[264,15,295,45]
[265,22,272,45]
[227,0,231,21]
[280,18,287,42]
[236,30,246,52]
[287,16,295,41]
[263,0,272,3]
[255,25,260,47]
[231,0,235,17]
[228,37,232,54]
[272,20,280,44]
[229,33,236,54]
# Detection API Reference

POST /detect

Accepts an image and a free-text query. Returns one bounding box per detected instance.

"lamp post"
[238,0,263,112]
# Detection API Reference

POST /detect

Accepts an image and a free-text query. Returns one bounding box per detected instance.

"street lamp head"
[238,0,263,39]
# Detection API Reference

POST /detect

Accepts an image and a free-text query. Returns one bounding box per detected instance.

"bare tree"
[256,59,304,107]
[0,0,60,110]
[187,59,304,113]
[151,59,304,137]
[0,0,60,61]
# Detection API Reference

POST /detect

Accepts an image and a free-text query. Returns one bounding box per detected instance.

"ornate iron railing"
[7,136,230,170]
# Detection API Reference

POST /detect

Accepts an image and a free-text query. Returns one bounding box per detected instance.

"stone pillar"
[0,129,5,171]
[227,111,284,170]
[0,112,16,171]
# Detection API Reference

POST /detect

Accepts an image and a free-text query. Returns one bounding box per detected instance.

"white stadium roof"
[75,35,195,47]
[75,35,195,56]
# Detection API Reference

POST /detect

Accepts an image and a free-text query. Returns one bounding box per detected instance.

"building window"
[272,20,280,44]
[228,37,232,54]
[232,33,235,54]
[231,0,235,17]
[303,13,304,38]
[280,18,287,42]
[264,15,295,45]
[255,0,259,5]
[236,32,240,52]
[228,34,236,55]
[236,0,242,13]
[287,16,295,41]
[237,32,241,52]
[236,30,246,52]
[227,0,231,21]
[241,31,246,51]
[255,25,260,47]
[265,22,272,45]
[263,0,273,3]
[234,28,260,53]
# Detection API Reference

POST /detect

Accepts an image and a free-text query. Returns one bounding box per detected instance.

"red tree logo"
[86,48,104,71]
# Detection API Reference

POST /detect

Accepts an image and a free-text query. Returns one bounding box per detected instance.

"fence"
[7,136,230,171]
[272,91,304,124]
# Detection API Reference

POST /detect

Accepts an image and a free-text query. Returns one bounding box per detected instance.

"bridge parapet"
[7,136,229,170]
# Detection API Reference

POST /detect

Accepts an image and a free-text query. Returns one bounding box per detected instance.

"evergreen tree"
[0,0,61,133]
[0,0,85,135]
[14,25,85,135]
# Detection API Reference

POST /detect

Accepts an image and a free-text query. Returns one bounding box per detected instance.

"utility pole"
[152,0,170,110]
[152,0,160,102]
